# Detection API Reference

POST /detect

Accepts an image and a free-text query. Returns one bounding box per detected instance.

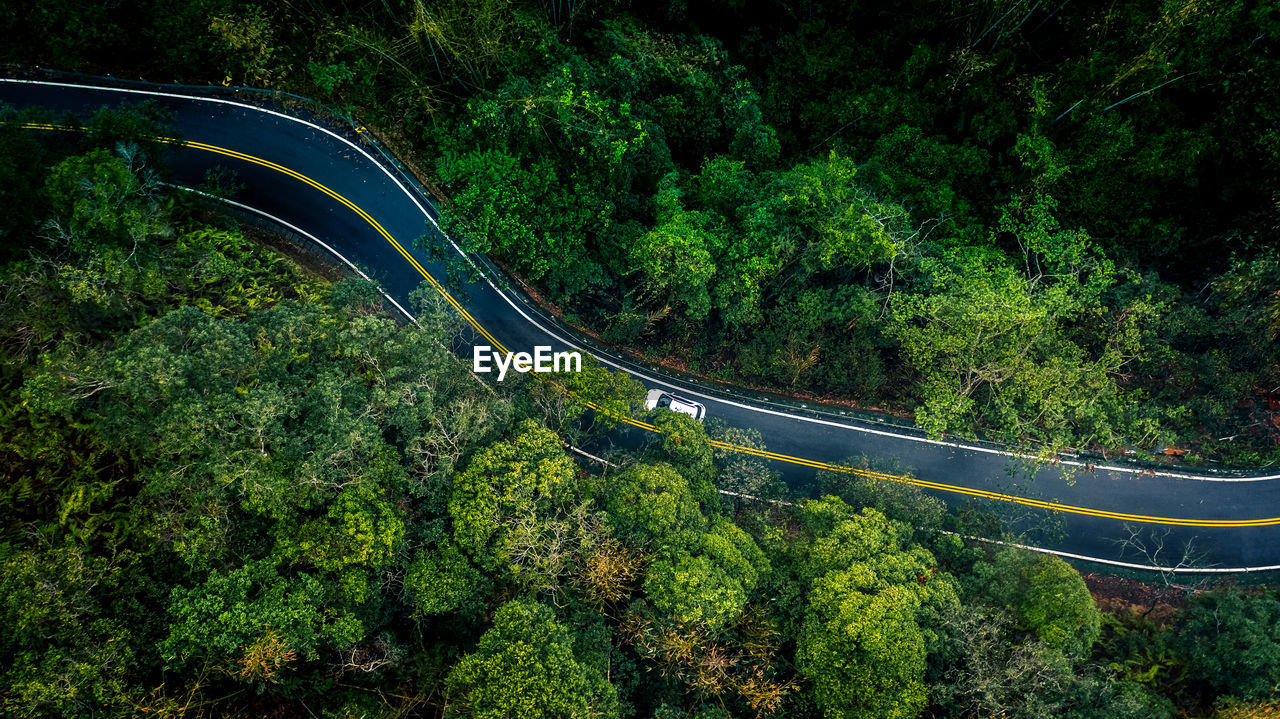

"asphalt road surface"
[6,76,1280,573]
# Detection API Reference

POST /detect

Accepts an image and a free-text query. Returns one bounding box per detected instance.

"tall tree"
[445,599,619,719]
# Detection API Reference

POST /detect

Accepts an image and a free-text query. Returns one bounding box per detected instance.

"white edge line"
[12,77,1278,483]
[938,531,1280,574]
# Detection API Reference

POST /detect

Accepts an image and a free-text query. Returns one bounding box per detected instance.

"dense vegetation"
[10,0,1273,461]
[4,2,1280,717]
[1,107,1279,718]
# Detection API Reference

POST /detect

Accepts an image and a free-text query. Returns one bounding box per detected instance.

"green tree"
[649,411,719,507]
[279,487,405,573]
[800,582,931,719]
[642,517,768,631]
[604,462,705,551]
[404,541,489,616]
[816,455,946,531]
[797,498,959,719]
[448,420,577,574]
[445,599,619,719]
[43,147,167,254]
[771,152,906,272]
[1179,587,1280,700]
[970,548,1102,659]
[888,236,1156,451]
[160,559,362,673]
[0,546,139,716]
[629,209,717,324]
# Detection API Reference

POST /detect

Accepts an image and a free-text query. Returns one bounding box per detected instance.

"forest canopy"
[0,104,1271,719]
[3,1,1280,717]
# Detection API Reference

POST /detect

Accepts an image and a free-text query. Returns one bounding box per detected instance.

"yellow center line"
[174,138,507,354]
[13,120,1278,529]
[711,441,1279,527]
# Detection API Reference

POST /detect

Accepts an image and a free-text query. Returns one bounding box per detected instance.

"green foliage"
[934,605,1175,719]
[648,411,719,507]
[448,420,577,573]
[160,558,361,669]
[801,582,931,719]
[438,53,658,295]
[208,5,288,86]
[1179,587,1280,700]
[642,517,768,632]
[797,498,960,719]
[605,462,704,551]
[643,551,748,632]
[0,545,140,716]
[279,486,405,573]
[446,599,619,719]
[629,208,717,323]
[887,225,1160,451]
[970,548,1102,659]
[705,420,787,505]
[405,542,489,617]
[43,147,168,252]
[776,152,904,271]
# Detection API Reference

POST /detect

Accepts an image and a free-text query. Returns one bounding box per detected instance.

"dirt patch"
[1084,572,1188,624]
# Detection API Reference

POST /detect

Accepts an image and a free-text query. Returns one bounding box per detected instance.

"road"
[5,76,1280,573]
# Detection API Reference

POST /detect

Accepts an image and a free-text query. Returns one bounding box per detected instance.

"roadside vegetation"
[0,107,1278,718]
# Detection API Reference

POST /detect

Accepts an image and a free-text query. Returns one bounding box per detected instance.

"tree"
[43,147,167,255]
[933,606,1174,719]
[445,414,614,593]
[799,582,930,719]
[770,152,906,272]
[1179,587,1280,700]
[712,434,786,505]
[445,599,619,719]
[438,56,658,297]
[970,548,1101,659]
[209,6,288,86]
[797,498,959,719]
[642,518,768,632]
[402,0,519,86]
[160,559,362,675]
[278,486,405,574]
[644,551,748,632]
[1213,249,1280,399]
[649,411,719,508]
[404,542,489,616]
[604,462,704,551]
[888,232,1156,452]
[629,209,717,324]
[0,545,139,716]
[448,420,579,576]
[816,455,946,531]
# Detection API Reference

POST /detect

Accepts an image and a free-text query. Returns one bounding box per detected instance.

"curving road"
[5,76,1280,573]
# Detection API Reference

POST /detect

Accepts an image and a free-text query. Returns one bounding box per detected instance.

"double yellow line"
[177,137,508,354]
[17,120,1280,529]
